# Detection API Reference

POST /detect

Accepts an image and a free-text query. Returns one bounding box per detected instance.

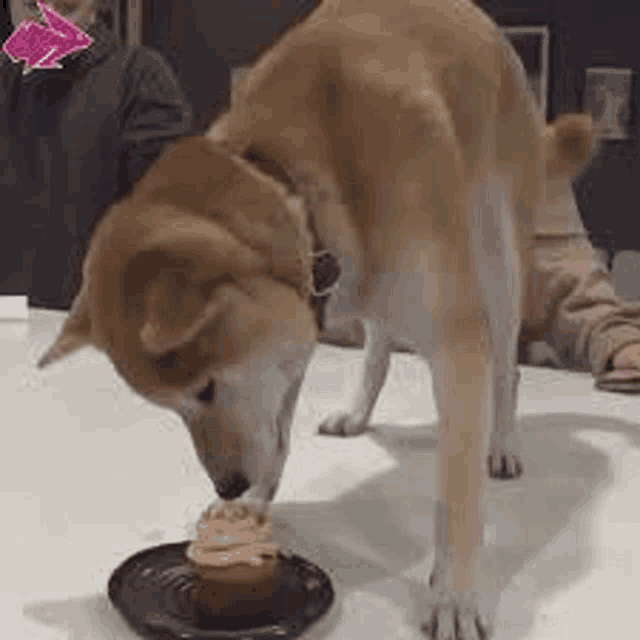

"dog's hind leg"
[488,345,522,480]
[470,179,525,481]
[426,180,524,482]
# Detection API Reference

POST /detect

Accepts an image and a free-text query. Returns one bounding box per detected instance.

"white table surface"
[3,309,640,639]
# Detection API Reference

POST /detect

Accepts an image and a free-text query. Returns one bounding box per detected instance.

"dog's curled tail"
[545,113,602,180]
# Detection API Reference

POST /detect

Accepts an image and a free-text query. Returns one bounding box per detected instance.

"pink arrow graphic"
[2,2,93,74]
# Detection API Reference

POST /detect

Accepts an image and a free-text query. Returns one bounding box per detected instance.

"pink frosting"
[186,502,280,568]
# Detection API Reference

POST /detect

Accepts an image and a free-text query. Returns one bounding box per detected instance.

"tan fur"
[40,138,317,397]
[39,1,598,636]
[546,113,602,179]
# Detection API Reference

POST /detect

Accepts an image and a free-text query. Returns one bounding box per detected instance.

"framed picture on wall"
[584,67,634,141]
[502,25,550,117]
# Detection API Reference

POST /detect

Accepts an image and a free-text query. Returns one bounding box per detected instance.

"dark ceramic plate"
[108,542,335,640]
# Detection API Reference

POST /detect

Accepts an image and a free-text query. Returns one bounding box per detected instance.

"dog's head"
[38,138,321,505]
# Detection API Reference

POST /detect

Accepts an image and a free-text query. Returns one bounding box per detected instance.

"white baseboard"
[0,295,29,320]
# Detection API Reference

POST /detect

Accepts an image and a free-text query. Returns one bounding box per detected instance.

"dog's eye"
[195,378,216,405]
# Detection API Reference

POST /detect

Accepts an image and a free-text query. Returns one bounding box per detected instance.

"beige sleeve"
[522,233,640,375]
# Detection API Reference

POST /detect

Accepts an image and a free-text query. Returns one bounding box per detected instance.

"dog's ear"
[136,215,267,355]
[139,272,230,355]
[545,113,602,180]
[37,288,93,368]
[139,215,265,280]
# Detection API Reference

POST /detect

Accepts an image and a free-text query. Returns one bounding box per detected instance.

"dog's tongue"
[186,502,280,567]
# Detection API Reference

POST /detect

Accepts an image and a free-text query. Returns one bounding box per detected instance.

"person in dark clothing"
[0,0,193,310]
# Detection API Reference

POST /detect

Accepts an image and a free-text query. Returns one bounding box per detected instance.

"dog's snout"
[214,470,251,500]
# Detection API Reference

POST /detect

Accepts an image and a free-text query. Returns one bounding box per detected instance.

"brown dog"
[315,116,599,470]
[39,0,598,636]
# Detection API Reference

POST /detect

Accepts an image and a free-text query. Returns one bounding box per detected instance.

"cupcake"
[185,502,284,626]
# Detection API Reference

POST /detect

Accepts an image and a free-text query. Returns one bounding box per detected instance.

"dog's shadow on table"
[268,412,638,638]
[22,413,639,640]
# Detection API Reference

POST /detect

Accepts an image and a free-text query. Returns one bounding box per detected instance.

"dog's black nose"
[214,471,251,500]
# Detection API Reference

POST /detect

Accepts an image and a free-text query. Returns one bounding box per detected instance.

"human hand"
[611,343,640,370]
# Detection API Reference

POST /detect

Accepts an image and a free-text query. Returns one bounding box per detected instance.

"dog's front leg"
[288,160,391,436]
[427,238,523,485]
[318,318,366,350]
[431,353,523,481]
[318,317,392,436]
[409,303,494,640]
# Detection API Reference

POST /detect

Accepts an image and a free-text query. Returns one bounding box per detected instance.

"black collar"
[241,149,341,332]
[309,251,341,331]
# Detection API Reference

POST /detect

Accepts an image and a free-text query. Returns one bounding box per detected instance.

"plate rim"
[107,541,342,640]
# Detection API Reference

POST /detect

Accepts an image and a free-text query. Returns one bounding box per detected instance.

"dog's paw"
[317,411,368,437]
[487,431,523,480]
[407,578,492,640]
